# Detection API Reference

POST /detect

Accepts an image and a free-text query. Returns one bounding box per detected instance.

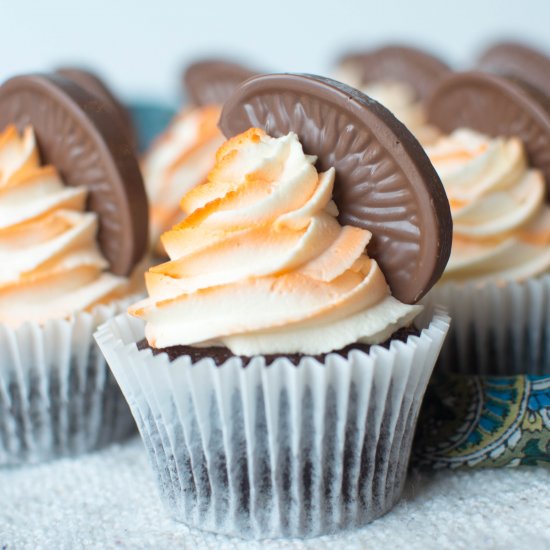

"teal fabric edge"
[127,101,177,153]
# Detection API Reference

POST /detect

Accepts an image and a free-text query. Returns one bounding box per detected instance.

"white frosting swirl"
[142,106,225,251]
[426,128,550,283]
[335,66,439,144]
[130,128,420,355]
[0,125,128,327]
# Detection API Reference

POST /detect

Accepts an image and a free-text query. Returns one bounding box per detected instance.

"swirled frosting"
[0,125,128,327]
[335,67,439,144]
[130,128,420,355]
[426,128,550,283]
[142,106,225,251]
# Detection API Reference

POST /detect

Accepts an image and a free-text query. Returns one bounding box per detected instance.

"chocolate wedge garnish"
[338,45,451,100]
[184,59,257,107]
[0,73,148,275]
[478,41,550,96]
[219,73,452,303]
[56,67,136,148]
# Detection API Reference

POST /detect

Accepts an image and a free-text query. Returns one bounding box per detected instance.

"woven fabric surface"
[1,437,549,550]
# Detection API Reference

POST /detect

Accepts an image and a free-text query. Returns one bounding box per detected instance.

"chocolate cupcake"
[95,74,451,538]
[142,59,255,253]
[0,74,148,465]
[335,45,451,144]
[422,71,550,376]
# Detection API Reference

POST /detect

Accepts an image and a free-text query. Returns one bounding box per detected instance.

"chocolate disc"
[56,67,136,148]
[0,74,148,276]
[426,71,550,195]
[478,42,550,96]
[184,59,257,107]
[219,73,452,304]
[338,45,451,100]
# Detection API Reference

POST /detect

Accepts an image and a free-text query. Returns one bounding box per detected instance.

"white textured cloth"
[1,437,549,550]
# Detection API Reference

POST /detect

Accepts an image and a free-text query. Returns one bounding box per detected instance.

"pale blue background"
[2,0,547,103]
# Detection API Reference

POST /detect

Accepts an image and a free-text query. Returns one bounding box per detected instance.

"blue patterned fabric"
[413,374,550,468]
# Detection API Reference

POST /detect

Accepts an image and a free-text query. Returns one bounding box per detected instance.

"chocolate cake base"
[136,325,420,367]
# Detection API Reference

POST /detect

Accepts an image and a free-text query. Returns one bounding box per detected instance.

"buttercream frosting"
[426,128,550,284]
[142,105,225,251]
[131,128,420,355]
[0,125,128,326]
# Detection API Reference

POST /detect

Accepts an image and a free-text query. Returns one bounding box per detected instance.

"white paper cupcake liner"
[95,308,449,539]
[424,275,550,376]
[0,297,139,466]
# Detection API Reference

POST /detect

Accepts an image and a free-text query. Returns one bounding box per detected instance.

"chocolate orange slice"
[184,59,257,107]
[219,73,452,304]
[426,71,550,196]
[338,45,451,100]
[0,74,148,276]
[478,42,550,96]
[56,67,136,148]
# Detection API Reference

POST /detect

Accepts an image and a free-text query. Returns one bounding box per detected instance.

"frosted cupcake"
[143,59,255,252]
[423,71,550,375]
[335,45,450,144]
[0,74,148,465]
[96,74,451,538]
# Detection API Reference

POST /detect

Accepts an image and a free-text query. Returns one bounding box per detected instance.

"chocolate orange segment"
[339,45,451,100]
[184,59,257,107]
[219,73,452,304]
[478,42,550,96]
[427,71,550,196]
[0,74,148,276]
[56,67,136,148]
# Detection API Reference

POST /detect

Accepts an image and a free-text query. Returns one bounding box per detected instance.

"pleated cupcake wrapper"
[424,275,550,376]
[0,297,140,466]
[95,308,450,539]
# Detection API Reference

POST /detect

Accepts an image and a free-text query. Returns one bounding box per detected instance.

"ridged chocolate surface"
[0,74,148,276]
[56,67,136,148]
[427,71,550,197]
[219,73,452,304]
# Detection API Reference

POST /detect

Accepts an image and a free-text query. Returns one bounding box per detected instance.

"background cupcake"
[142,59,255,253]
[411,69,550,470]
[96,73,452,538]
[0,73,149,465]
[422,70,550,376]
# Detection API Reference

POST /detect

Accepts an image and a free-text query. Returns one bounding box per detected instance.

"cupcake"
[422,71,550,376]
[335,45,450,144]
[95,73,451,538]
[0,73,148,465]
[142,59,255,252]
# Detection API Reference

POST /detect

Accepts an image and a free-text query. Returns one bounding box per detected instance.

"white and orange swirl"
[142,105,225,252]
[426,128,550,284]
[0,125,128,327]
[130,128,420,355]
